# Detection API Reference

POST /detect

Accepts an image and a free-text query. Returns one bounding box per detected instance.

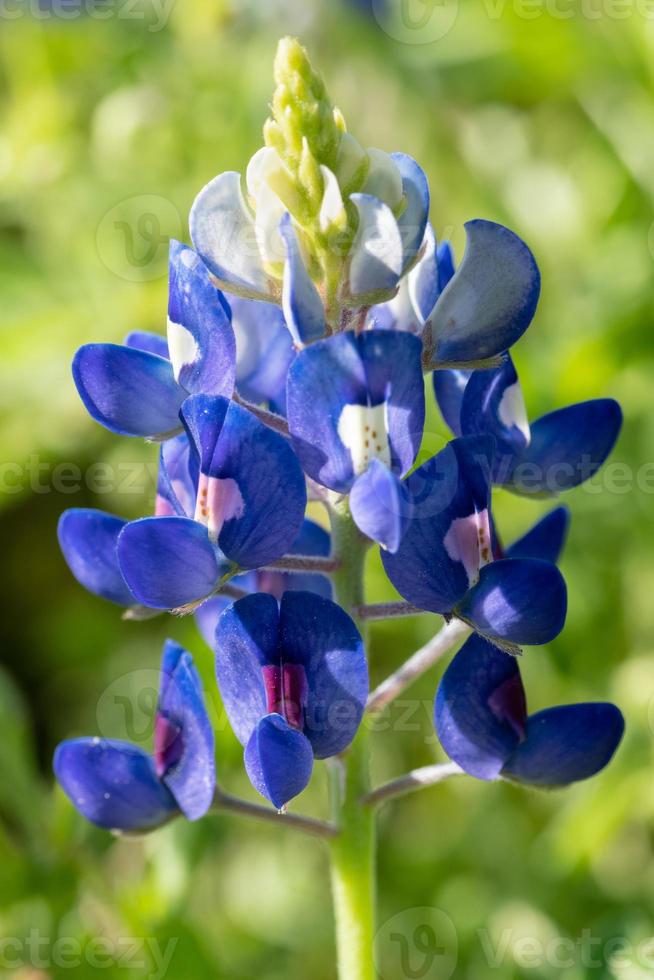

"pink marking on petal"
[194,473,245,541]
[262,663,308,731]
[487,674,527,741]
[155,494,175,517]
[154,714,183,778]
[443,507,492,587]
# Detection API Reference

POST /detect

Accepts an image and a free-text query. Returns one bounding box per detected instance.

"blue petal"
[432,369,471,437]
[72,344,184,439]
[503,703,624,787]
[54,738,177,831]
[435,634,526,780]
[505,507,570,564]
[390,153,430,274]
[230,295,295,411]
[503,399,622,496]
[381,436,494,613]
[117,517,226,610]
[244,714,314,809]
[58,509,133,606]
[436,241,456,292]
[279,591,368,758]
[367,225,439,335]
[181,395,307,568]
[286,331,424,492]
[156,434,197,517]
[214,592,280,746]
[189,171,274,299]
[348,194,404,300]
[167,240,236,397]
[429,220,540,364]
[456,558,567,646]
[124,331,170,359]
[280,213,326,345]
[157,640,215,820]
[459,355,531,466]
[350,460,412,552]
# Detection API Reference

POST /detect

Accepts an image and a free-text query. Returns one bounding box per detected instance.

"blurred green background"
[2,1,654,977]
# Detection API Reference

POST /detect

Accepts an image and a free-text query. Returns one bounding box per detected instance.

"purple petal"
[350,460,412,553]
[214,592,280,746]
[429,220,541,364]
[456,557,567,646]
[73,343,184,439]
[181,395,307,569]
[156,434,197,518]
[390,153,430,273]
[435,634,526,780]
[286,331,424,492]
[54,738,177,831]
[230,295,295,412]
[280,213,326,345]
[505,399,622,496]
[124,331,170,359]
[432,369,471,437]
[244,714,313,809]
[279,591,368,758]
[189,171,274,299]
[117,516,226,610]
[348,194,404,300]
[381,436,494,613]
[156,640,215,820]
[436,241,456,292]
[167,240,236,397]
[459,355,531,465]
[505,507,570,564]
[503,703,624,787]
[58,509,133,606]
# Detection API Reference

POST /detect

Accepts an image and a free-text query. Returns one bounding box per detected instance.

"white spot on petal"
[338,402,391,476]
[195,474,245,541]
[167,319,200,384]
[443,507,492,587]
[498,381,530,445]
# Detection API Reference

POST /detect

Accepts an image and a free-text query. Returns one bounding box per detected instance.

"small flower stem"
[355,601,425,621]
[262,555,341,573]
[366,618,471,715]
[233,391,290,435]
[361,762,465,808]
[211,786,338,839]
[328,499,376,980]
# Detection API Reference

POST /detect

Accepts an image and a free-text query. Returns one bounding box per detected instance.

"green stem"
[328,499,376,980]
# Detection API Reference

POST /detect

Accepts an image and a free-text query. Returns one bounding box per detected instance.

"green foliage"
[1,2,654,977]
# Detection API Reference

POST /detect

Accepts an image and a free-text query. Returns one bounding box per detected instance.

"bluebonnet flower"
[381,436,568,651]
[434,353,622,495]
[214,591,368,809]
[369,225,540,366]
[73,242,236,440]
[286,330,425,550]
[435,634,624,785]
[117,395,307,610]
[54,641,215,831]
[195,518,332,646]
